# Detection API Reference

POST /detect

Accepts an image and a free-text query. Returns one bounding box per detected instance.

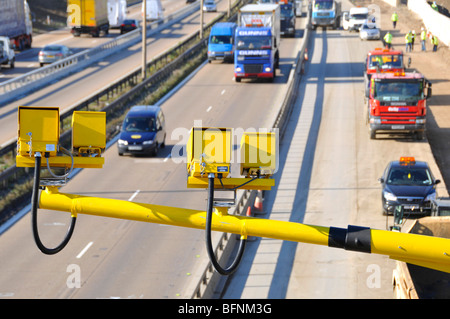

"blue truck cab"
[208,22,237,63]
[234,27,279,82]
[311,0,341,29]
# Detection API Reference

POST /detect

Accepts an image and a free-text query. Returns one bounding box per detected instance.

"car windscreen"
[123,116,156,132]
[374,79,424,102]
[350,13,368,19]
[281,5,294,17]
[369,54,403,69]
[313,1,333,9]
[43,45,62,52]
[236,36,272,50]
[387,167,433,186]
[210,35,232,44]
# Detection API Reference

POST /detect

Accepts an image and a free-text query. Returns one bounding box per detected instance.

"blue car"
[208,22,237,63]
[379,157,441,215]
[117,105,166,156]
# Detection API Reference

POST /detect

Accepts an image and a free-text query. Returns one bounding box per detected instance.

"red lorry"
[364,48,407,97]
[366,71,432,140]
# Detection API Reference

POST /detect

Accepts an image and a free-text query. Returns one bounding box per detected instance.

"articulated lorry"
[311,0,341,30]
[366,72,432,140]
[0,0,32,50]
[234,4,280,82]
[392,216,450,299]
[67,0,110,37]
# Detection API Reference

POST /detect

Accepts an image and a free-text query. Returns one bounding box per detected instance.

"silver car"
[203,0,216,12]
[359,23,380,40]
[38,44,72,67]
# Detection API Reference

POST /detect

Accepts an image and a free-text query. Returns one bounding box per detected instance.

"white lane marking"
[164,154,171,162]
[221,89,226,95]
[128,190,140,201]
[76,241,93,259]
[206,106,212,112]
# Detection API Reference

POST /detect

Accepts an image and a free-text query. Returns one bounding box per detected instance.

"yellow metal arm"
[39,186,450,274]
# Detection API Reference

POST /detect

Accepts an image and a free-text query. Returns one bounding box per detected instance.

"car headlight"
[143,140,154,145]
[425,191,436,202]
[383,191,397,202]
[118,139,128,145]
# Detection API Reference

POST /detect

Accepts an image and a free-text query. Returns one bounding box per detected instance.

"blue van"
[207,22,237,63]
[117,105,166,156]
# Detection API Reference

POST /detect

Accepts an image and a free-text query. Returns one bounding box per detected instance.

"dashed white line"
[221,89,226,95]
[128,190,140,201]
[206,106,212,112]
[76,241,93,259]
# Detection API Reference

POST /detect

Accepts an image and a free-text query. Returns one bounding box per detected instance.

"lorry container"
[234,4,280,82]
[366,72,432,140]
[364,48,406,97]
[311,0,341,30]
[208,22,237,63]
[143,0,164,21]
[108,0,127,28]
[67,0,110,37]
[0,0,32,50]
[392,216,450,298]
[295,0,303,17]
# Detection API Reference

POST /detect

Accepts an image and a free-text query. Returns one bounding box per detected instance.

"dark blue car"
[379,157,440,215]
[117,105,166,156]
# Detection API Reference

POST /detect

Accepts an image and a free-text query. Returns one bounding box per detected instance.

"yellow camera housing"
[72,111,106,156]
[240,132,277,177]
[16,107,105,169]
[186,127,232,178]
[17,106,60,157]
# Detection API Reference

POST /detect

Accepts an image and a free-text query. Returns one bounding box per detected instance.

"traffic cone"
[304,48,309,61]
[254,190,264,214]
[246,205,252,217]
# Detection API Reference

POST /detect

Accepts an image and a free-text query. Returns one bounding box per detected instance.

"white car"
[203,0,216,11]
[359,23,380,40]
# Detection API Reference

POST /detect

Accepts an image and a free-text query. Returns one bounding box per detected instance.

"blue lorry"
[234,4,280,82]
[311,0,341,30]
[208,22,237,63]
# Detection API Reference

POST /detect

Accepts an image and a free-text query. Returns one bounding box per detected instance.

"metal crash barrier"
[17,106,450,275]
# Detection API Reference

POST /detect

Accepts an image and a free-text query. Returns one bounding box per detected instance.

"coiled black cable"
[31,153,76,255]
[205,173,246,275]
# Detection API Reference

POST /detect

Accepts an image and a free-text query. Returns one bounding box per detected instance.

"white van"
[143,0,164,20]
[108,0,127,28]
[342,7,369,31]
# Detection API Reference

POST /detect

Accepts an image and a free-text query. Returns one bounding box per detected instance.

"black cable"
[31,153,77,255]
[205,173,246,275]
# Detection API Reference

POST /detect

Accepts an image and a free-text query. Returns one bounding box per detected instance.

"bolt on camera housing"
[16,106,106,170]
[186,127,276,191]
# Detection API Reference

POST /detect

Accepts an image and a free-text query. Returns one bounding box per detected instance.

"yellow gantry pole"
[39,186,450,273]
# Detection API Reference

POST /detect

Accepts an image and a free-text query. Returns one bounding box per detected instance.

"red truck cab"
[364,48,406,97]
[367,72,432,140]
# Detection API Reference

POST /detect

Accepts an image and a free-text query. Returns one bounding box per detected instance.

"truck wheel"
[10,58,15,69]
[369,129,376,140]
[235,77,241,82]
